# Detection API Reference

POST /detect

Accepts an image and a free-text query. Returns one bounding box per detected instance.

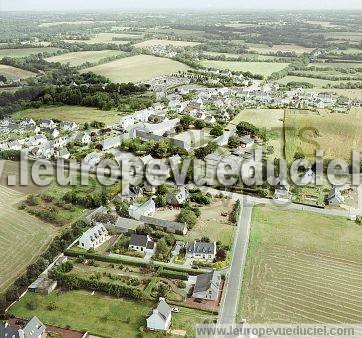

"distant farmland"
[199,60,289,77]
[134,39,199,48]
[62,32,141,45]
[46,50,125,67]
[13,105,121,125]
[0,47,61,58]
[239,205,362,324]
[82,54,190,83]
[0,64,36,80]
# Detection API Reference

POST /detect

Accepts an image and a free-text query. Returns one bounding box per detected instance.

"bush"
[177,209,197,229]
[159,269,188,280]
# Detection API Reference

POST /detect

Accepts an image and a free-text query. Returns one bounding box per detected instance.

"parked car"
[172,307,180,313]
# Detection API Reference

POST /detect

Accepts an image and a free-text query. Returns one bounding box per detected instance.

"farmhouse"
[140,216,188,235]
[60,121,78,132]
[74,132,91,145]
[129,234,156,254]
[146,297,172,331]
[192,270,221,301]
[186,241,216,261]
[78,223,108,250]
[129,199,156,220]
[39,119,56,129]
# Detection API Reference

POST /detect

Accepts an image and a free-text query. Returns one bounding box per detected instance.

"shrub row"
[159,269,189,281]
[52,271,144,300]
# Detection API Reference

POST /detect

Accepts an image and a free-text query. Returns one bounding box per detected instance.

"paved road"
[218,196,254,325]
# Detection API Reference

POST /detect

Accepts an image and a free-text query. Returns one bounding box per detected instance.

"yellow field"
[239,205,362,323]
[284,108,362,162]
[82,54,190,83]
[0,65,36,80]
[46,50,125,67]
[0,186,56,292]
[13,105,121,125]
[134,39,199,48]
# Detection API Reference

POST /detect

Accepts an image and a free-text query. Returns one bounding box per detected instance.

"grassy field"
[228,108,285,158]
[247,43,314,55]
[309,88,362,100]
[63,33,140,45]
[82,54,190,83]
[134,39,199,48]
[0,185,56,292]
[0,47,61,58]
[13,105,122,125]
[10,290,215,337]
[284,108,362,162]
[238,205,362,323]
[45,50,125,67]
[0,65,36,80]
[277,75,361,88]
[200,60,289,77]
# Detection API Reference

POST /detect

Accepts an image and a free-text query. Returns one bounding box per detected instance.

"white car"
[172,307,180,313]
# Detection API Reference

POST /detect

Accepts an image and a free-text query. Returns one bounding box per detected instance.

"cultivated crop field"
[277,75,361,88]
[0,64,36,80]
[199,60,289,77]
[0,47,61,58]
[0,186,56,292]
[13,105,121,125]
[45,50,126,67]
[228,108,285,158]
[82,54,190,83]
[284,108,362,162]
[238,205,362,324]
[63,32,140,45]
[134,39,199,48]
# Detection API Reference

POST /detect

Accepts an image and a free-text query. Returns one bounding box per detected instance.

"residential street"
[218,196,254,324]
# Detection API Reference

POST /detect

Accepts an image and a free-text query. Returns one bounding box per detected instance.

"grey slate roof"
[193,270,219,293]
[23,316,46,338]
[186,241,216,254]
[0,324,21,338]
[130,234,149,247]
[156,298,172,320]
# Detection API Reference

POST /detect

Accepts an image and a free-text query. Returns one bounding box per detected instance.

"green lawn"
[82,54,190,83]
[13,105,122,125]
[10,290,214,337]
[238,205,362,323]
[46,50,126,67]
[0,47,61,58]
[200,60,289,77]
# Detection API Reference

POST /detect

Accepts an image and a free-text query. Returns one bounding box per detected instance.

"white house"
[185,241,216,261]
[78,223,108,250]
[129,199,156,220]
[146,298,172,331]
[0,316,46,338]
[119,115,135,130]
[75,132,91,145]
[60,121,78,132]
[129,234,156,254]
[39,119,56,129]
[83,152,101,167]
[56,148,70,160]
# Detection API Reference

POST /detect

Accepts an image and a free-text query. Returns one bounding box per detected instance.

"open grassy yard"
[284,108,362,163]
[13,105,121,125]
[134,39,199,48]
[0,186,56,292]
[82,54,190,83]
[238,205,362,323]
[199,60,289,77]
[0,64,36,80]
[228,108,285,158]
[45,50,125,67]
[0,47,61,58]
[10,290,214,337]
